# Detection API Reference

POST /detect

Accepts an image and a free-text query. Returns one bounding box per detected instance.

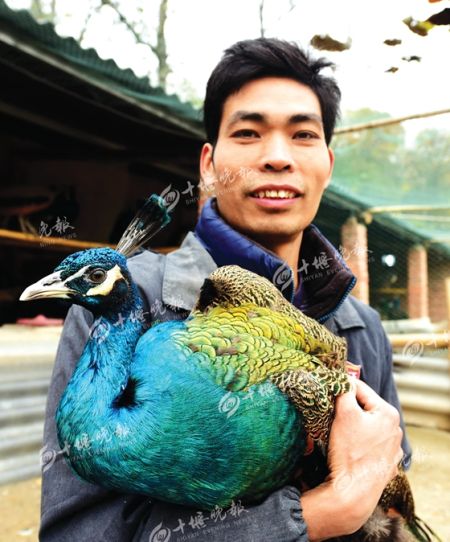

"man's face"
[200,77,334,244]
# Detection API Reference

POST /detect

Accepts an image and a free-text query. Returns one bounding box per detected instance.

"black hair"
[203,38,341,146]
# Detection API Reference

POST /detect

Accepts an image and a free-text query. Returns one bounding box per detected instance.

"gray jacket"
[39,232,410,542]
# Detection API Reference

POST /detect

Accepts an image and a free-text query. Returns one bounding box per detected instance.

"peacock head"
[20,194,171,314]
[20,248,134,312]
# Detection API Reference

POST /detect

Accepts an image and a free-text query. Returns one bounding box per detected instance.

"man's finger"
[335,382,358,412]
[354,379,381,411]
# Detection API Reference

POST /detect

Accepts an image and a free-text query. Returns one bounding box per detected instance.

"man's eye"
[294,131,317,140]
[231,129,259,138]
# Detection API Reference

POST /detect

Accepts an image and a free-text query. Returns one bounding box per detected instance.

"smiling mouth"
[251,189,301,199]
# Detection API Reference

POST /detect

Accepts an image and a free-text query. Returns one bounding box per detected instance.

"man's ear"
[324,147,335,189]
[199,143,217,191]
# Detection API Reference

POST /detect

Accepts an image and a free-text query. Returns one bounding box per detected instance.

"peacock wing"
[172,304,350,405]
[271,366,351,446]
[195,265,348,366]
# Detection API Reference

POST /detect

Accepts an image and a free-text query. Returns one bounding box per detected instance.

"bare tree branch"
[100,0,158,56]
[99,0,171,88]
[155,0,170,88]
[259,0,265,37]
[79,6,100,43]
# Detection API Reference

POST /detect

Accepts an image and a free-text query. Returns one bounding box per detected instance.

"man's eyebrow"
[288,113,323,126]
[226,111,323,128]
[227,111,266,128]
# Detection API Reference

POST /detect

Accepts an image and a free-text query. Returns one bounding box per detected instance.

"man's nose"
[261,136,294,172]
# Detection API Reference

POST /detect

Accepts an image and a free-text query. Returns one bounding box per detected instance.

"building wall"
[13,158,195,247]
[17,159,131,242]
[429,253,450,323]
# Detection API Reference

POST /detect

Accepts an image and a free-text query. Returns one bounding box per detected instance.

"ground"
[0,425,449,542]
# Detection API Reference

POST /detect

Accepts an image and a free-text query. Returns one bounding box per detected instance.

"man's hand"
[302,379,404,541]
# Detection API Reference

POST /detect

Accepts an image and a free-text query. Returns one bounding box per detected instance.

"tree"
[98,0,170,89]
[332,109,450,210]
[403,129,450,196]
[30,0,56,23]
[24,0,172,91]
[257,0,297,38]
[332,109,406,203]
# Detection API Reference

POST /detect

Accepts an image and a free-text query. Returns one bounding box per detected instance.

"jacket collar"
[162,198,364,328]
[194,198,296,301]
[194,198,358,322]
[162,232,217,311]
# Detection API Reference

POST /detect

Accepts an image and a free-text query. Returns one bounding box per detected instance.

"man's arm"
[302,380,404,541]
[337,300,412,469]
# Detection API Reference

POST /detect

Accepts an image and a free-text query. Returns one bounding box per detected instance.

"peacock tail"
[378,473,443,542]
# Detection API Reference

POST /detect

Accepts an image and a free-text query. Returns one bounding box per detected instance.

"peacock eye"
[88,268,107,284]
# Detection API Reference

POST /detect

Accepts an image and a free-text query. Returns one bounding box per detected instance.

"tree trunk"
[155,0,170,89]
[259,0,265,37]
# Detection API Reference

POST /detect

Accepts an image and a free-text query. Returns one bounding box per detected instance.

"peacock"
[20,195,440,542]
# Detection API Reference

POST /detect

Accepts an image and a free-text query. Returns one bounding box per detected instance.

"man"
[40,38,410,541]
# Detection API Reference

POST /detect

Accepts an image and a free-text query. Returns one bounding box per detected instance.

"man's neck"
[255,232,303,289]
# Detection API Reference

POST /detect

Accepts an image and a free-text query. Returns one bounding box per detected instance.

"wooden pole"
[446,277,450,364]
[389,332,449,350]
[0,228,176,254]
[334,108,450,135]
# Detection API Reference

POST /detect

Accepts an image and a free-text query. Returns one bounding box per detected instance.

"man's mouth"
[251,189,300,199]
[252,190,300,199]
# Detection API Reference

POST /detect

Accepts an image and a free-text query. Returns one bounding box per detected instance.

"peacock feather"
[20,195,441,541]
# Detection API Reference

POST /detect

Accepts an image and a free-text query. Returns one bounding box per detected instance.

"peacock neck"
[56,283,156,478]
[63,284,145,410]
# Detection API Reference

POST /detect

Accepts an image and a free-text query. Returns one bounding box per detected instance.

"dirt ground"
[0,425,449,542]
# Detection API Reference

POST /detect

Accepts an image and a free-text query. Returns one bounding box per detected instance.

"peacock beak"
[20,271,74,301]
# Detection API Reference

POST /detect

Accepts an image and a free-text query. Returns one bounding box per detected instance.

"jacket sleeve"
[378,327,413,470]
[40,306,310,542]
[133,487,308,542]
[337,298,413,472]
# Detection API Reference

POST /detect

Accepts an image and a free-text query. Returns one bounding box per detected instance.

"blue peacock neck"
[57,282,145,424]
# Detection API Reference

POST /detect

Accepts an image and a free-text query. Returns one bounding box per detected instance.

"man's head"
[200,38,341,249]
[204,38,341,148]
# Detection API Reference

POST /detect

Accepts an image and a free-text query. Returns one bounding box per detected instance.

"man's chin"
[242,223,306,244]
